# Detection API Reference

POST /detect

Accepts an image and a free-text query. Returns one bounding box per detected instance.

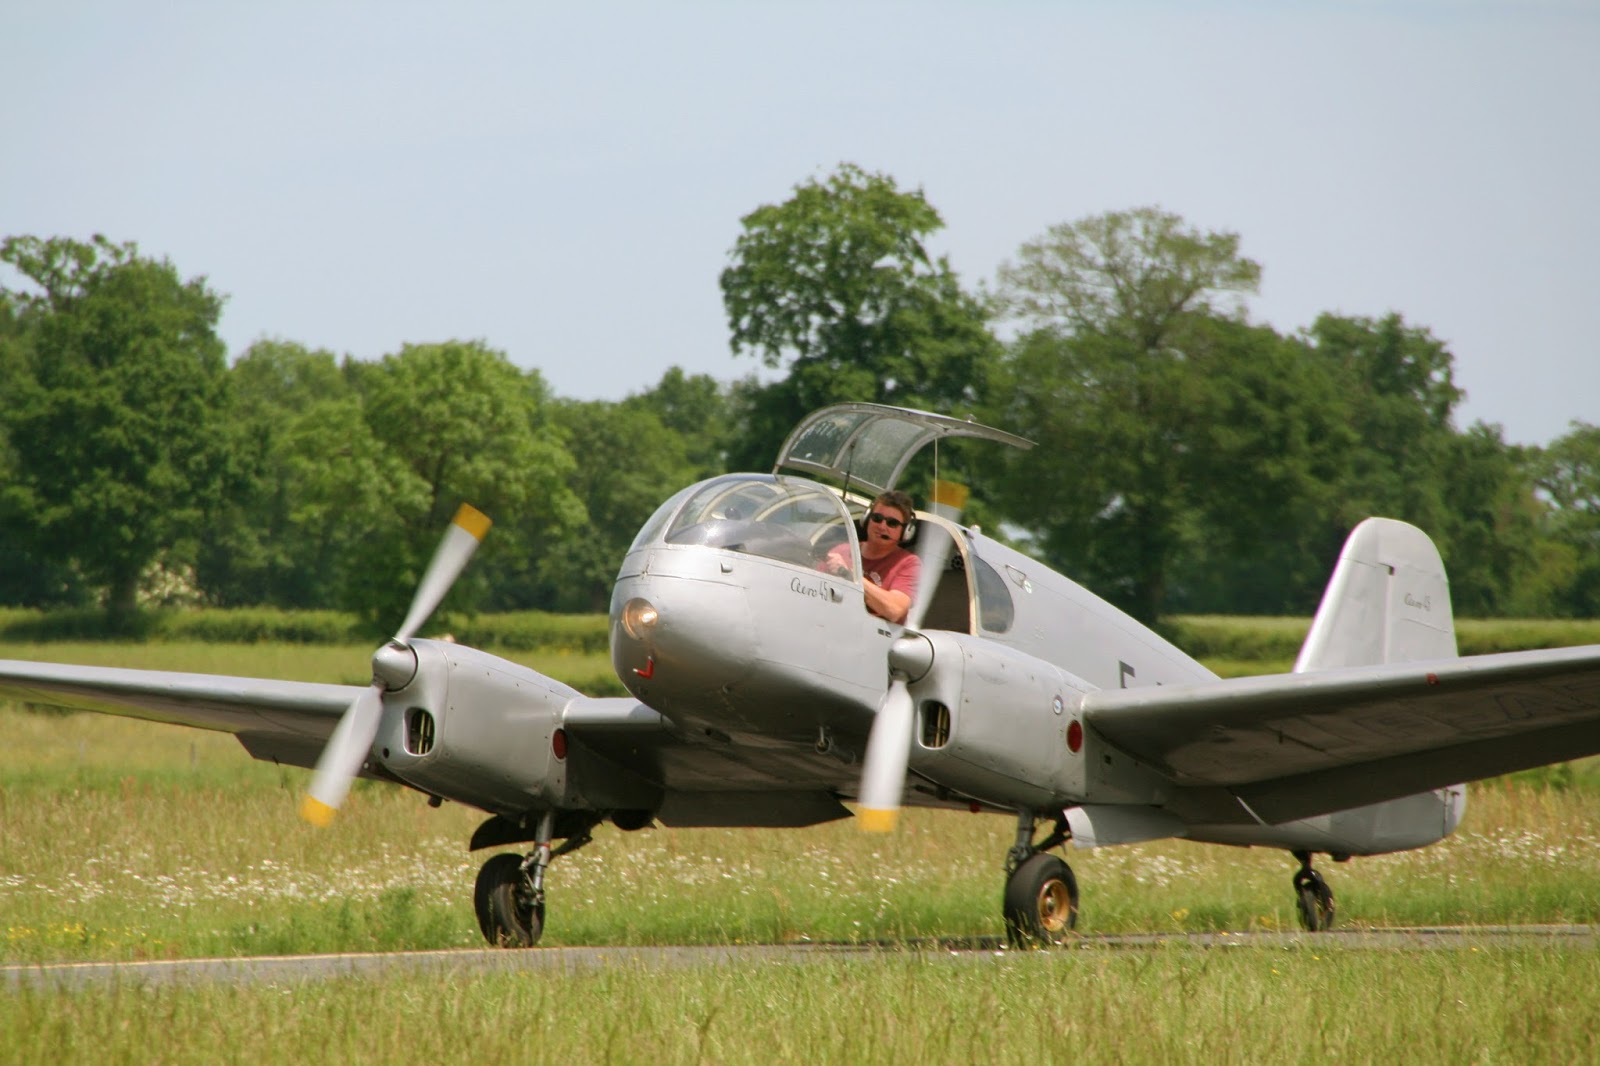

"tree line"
[3,166,1597,628]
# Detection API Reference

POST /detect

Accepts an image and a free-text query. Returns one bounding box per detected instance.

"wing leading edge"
[1082,644,1600,825]
[0,659,361,768]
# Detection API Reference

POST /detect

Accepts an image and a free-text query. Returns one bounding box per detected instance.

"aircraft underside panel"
[1182,786,1465,856]
[654,790,853,827]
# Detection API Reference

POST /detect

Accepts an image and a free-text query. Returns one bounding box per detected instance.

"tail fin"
[1294,517,1457,672]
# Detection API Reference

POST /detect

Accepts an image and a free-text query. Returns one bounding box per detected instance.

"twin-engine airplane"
[5,403,1600,946]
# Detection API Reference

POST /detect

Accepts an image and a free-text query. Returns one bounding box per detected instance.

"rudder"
[1294,517,1457,672]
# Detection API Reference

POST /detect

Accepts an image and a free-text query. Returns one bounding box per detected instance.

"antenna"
[840,439,856,503]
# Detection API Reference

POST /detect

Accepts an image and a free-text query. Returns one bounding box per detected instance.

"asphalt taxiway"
[6,926,1596,991]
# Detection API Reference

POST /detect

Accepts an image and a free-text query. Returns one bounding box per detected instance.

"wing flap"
[1084,645,1600,819]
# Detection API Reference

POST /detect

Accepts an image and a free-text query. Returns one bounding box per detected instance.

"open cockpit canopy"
[772,403,1033,498]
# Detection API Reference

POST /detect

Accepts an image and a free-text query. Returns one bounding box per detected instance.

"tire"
[1003,853,1080,947]
[1294,869,1335,932]
[474,852,545,947]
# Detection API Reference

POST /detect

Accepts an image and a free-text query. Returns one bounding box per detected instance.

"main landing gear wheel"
[1004,853,1080,947]
[475,852,544,947]
[1292,851,1335,932]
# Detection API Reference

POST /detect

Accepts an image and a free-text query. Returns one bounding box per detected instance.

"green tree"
[0,235,230,623]
[537,399,702,611]
[621,366,732,479]
[1302,312,1463,533]
[1000,205,1261,349]
[719,163,1001,470]
[1532,421,1600,616]
[0,284,86,606]
[989,207,1264,624]
[348,341,584,622]
[1297,312,1550,615]
[1431,423,1545,617]
[198,340,404,608]
[1163,319,1358,615]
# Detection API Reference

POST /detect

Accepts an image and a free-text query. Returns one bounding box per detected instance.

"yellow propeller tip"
[299,795,337,827]
[451,503,492,541]
[929,480,969,509]
[858,808,899,833]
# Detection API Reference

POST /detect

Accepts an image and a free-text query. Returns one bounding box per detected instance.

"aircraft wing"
[1081,645,1600,825]
[0,659,360,770]
[0,659,861,822]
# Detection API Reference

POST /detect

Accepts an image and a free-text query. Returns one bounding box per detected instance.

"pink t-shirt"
[825,543,922,601]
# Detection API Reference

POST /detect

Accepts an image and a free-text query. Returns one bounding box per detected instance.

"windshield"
[662,475,856,573]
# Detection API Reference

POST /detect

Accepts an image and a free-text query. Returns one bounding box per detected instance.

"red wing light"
[552,728,568,760]
[1067,720,1084,754]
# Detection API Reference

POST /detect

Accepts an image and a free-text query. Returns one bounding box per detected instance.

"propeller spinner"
[299,503,492,827]
[857,480,968,832]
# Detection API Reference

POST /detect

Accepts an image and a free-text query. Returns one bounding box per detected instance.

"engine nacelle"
[373,640,577,816]
[906,631,1096,809]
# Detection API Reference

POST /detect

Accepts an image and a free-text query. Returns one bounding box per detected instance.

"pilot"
[821,490,922,625]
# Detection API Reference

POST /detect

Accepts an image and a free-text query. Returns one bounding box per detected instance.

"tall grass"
[5,948,1599,1064]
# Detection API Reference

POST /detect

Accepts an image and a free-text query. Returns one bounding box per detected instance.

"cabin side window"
[973,554,1015,633]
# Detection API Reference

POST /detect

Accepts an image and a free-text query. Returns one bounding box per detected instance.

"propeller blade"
[300,683,384,827]
[904,479,968,633]
[858,480,969,832]
[857,679,915,832]
[394,503,492,644]
[300,504,491,828]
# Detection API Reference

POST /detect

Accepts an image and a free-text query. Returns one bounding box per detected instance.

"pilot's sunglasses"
[868,512,905,530]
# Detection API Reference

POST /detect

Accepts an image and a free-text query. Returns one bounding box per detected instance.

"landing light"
[621,598,659,640]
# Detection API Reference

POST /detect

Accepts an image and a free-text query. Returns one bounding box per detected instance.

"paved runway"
[6,926,1596,991]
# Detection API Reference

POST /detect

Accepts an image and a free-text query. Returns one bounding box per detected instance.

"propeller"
[300,503,492,827]
[857,480,968,832]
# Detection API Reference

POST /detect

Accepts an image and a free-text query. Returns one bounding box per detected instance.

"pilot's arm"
[863,552,920,625]
[862,580,912,625]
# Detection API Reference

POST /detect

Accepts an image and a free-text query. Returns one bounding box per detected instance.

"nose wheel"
[1292,850,1335,932]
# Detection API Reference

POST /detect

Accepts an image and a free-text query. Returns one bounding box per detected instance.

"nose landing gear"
[1292,850,1336,932]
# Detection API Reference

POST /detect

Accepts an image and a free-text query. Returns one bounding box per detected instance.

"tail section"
[1295,517,1456,672]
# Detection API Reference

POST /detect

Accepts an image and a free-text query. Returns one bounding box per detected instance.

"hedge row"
[1171,614,1600,662]
[0,607,611,653]
[3,607,1595,660]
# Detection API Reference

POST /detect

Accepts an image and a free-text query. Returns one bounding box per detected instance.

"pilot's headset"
[861,491,917,548]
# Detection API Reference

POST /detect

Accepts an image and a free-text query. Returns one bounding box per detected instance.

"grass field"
[6,948,1600,1064]
[4,628,1599,1061]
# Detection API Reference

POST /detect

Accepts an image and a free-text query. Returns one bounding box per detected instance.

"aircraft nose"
[611,567,757,700]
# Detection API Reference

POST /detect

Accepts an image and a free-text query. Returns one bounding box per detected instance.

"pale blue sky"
[4,2,1596,446]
